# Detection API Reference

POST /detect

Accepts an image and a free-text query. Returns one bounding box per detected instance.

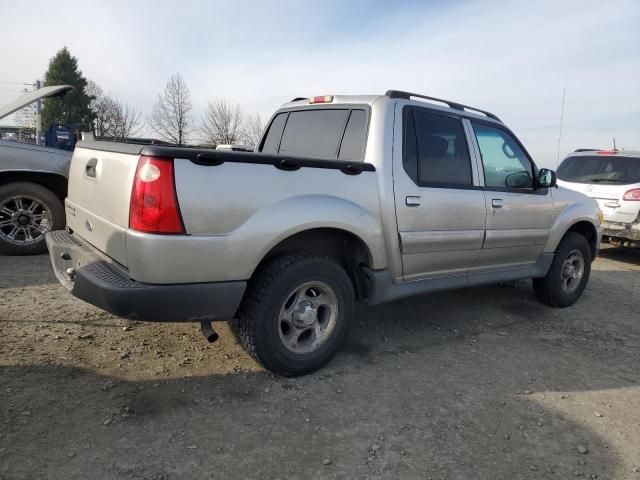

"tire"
[533,232,592,308]
[238,253,355,377]
[0,182,65,256]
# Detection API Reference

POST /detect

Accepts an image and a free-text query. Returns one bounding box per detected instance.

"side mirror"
[505,171,533,188]
[536,168,557,188]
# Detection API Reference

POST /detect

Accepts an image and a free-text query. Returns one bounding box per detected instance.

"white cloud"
[0,0,638,165]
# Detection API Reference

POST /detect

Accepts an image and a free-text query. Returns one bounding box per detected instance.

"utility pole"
[35,79,42,145]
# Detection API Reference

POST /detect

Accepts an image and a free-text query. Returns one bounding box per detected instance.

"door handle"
[492,198,503,209]
[406,196,421,206]
[85,158,98,178]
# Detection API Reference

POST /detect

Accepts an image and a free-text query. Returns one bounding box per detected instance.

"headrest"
[423,135,448,157]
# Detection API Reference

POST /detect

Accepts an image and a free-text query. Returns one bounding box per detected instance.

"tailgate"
[586,185,640,223]
[65,143,142,266]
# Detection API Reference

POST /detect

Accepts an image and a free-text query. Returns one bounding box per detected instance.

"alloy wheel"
[0,195,52,246]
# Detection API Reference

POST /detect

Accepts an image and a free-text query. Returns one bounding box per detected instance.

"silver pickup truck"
[46,90,602,376]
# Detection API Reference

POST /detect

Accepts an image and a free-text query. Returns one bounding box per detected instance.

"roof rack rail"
[573,148,602,153]
[385,90,501,122]
[290,97,307,102]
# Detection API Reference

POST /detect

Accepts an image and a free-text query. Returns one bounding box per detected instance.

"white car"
[558,150,640,245]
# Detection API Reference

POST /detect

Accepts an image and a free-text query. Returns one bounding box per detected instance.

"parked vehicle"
[558,149,640,245]
[0,85,73,255]
[46,90,602,376]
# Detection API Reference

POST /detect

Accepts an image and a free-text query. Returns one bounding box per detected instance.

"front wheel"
[238,253,354,377]
[533,232,592,307]
[0,182,65,256]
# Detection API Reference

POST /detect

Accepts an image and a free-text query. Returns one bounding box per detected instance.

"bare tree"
[110,99,143,139]
[87,81,116,137]
[241,113,264,148]
[199,98,244,145]
[148,74,192,145]
[86,81,143,140]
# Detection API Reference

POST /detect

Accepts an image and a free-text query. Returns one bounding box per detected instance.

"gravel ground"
[1,246,639,480]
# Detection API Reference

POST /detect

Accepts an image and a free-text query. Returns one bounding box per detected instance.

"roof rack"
[385,90,501,122]
[290,97,307,102]
[573,148,602,153]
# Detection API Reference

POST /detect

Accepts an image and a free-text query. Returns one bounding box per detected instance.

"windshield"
[557,155,640,184]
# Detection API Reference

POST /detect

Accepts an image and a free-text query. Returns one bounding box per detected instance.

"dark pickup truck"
[0,86,73,255]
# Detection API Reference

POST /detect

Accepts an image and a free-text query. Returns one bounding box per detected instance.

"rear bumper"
[601,221,640,241]
[45,230,246,322]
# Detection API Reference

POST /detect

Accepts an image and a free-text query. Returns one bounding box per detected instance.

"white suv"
[558,150,640,245]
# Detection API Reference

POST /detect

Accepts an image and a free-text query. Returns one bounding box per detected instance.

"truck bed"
[64,141,383,284]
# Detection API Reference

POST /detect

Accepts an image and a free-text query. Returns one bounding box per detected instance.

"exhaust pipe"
[200,321,219,343]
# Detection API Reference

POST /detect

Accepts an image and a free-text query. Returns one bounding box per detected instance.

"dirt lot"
[1,247,639,480]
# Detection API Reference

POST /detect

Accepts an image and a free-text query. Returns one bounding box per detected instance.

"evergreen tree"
[41,47,93,131]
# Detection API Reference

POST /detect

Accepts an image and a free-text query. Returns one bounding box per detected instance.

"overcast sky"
[1,0,638,167]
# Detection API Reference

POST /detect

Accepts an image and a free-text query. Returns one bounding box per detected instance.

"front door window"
[472,122,534,189]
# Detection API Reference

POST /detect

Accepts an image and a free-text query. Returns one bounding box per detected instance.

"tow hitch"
[65,267,76,282]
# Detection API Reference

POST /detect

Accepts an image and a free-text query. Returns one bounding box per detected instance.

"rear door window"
[403,109,473,187]
[260,108,368,160]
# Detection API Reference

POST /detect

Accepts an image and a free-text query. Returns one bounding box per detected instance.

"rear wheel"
[0,182,64,255]
[238,253,354,377]
[533,232,592,307]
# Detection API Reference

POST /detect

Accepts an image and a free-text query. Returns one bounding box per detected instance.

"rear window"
[338,110,367,161]
[557,155,640,184]
[260,112,287,154]
[259,108,368,160]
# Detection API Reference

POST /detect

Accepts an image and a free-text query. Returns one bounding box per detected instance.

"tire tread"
[533,232,591,308]
[237,253,352,376]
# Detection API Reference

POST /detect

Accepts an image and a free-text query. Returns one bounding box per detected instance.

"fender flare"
[544,202,600,254]
[237,194,386,277]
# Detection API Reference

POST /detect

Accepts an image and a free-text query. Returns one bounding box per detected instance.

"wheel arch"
[253,227,375,300]
[0,170,67,202]
[564,220,599,261]
[545,198,601,262]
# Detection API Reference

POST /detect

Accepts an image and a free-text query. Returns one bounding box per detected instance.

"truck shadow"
[2,270,639,479]
[0,253,57,288]
[1,359,635,480]
[598,244,640,266]
[2,253,640,478]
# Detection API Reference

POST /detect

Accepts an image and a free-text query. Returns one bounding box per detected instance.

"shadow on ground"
[3,282,640,479]
[1,251,639,479]
[0,253,57,288]
[598,244,640,267]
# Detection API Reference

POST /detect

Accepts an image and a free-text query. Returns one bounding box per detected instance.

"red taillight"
[309,95,334,104]
[130,156,185,234]
[596,150,618,155]
[623,188,640,201]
